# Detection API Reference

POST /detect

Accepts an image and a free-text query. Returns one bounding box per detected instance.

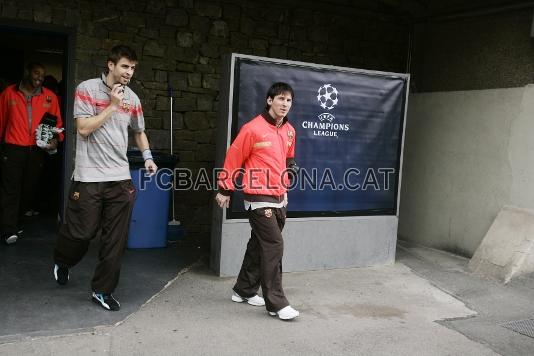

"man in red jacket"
[0,62,63,244]
[215,82,300,320]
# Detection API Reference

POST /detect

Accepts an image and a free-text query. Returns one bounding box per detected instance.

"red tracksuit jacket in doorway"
[0,84,63,145]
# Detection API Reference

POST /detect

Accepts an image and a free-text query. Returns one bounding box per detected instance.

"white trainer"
[231,291,265,306]
[268,305,299,320]
[5,234,18,245]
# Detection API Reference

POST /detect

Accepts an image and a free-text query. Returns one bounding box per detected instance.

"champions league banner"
[228,56,408,218]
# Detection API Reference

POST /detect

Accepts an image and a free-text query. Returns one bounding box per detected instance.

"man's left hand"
[145,159,158,176]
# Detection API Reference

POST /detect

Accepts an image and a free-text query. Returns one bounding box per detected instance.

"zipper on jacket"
[26,95,33,136]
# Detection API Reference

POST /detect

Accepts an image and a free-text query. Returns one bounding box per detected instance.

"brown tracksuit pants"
[54,180,136,294]
[233,206,290,312]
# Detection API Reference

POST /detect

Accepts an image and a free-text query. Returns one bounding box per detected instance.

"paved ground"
[4,239,530,355]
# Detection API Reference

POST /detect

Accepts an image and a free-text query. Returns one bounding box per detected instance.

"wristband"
[142,149,153,161]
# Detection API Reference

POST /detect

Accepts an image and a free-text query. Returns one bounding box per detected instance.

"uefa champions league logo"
[317,84,339,110]
[301,83,349,137]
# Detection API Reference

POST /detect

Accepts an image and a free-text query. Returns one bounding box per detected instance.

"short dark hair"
[264,82,294,110]
[26,62,45,74]
[107,45,137,65]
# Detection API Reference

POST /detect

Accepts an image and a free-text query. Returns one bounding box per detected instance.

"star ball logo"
[301,83,350,138]
[317,84,339,110]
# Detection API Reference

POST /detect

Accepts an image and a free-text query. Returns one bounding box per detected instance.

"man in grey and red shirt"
[215,82,300,320]
[53,45,157,311]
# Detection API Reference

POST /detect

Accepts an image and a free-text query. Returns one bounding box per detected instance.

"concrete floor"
[1,227,534,355]
[0,214,200,340]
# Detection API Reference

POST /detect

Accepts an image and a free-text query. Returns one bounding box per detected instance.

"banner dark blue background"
[229,57,407,217]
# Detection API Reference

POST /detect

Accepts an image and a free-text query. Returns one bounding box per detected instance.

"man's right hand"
[110,83,124,107]
[215,193,231,209]
[76,84,124,137]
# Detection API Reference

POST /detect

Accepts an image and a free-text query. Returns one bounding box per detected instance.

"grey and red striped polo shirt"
[72,74,144,182]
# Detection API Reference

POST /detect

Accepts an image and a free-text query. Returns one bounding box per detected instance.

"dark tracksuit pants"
[54,180,136,294]
[0,144,45,235]
[233,206,289,312]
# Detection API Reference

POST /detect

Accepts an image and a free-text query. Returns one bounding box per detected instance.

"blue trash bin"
[127,151,178,249]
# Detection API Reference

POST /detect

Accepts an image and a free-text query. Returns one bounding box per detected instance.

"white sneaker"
[24,210,40,217]
[231,291,265,306]
[4,234,18,244]
[268,305,299,320]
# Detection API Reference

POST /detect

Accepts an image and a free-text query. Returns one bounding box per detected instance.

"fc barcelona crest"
[121,102,131,112]
[287,131,294,141]
[287,131,294,146]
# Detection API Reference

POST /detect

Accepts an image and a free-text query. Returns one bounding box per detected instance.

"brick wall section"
[0,0,410,247]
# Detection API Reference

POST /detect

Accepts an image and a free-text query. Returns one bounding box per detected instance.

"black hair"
[264,82,294,111]
[107,45,138,65]
[25,62,45,75]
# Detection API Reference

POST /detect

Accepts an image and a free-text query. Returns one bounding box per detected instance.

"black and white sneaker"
[53,264,69,285]
[3,233,18,245]
[92,292,120,311]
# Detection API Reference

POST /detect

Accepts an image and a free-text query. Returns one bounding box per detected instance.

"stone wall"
[0,0,410,247]
[411,8,534,92]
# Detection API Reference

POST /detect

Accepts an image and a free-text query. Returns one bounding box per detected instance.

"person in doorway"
[215,82,300,321]
[0,62,63,244]
[53,45,157,311]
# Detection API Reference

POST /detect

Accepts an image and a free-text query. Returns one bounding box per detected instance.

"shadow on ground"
[0,214,202,340]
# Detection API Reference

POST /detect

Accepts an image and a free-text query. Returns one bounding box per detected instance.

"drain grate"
[501,319,534,338]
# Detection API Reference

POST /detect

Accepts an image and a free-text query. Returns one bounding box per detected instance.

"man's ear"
[107,61,114,72]
[266,97,273,106]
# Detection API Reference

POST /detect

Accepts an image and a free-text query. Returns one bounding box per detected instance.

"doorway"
[0,23,74,222]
